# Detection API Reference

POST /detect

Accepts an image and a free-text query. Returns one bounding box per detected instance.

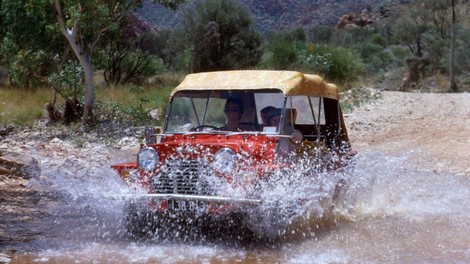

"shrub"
[9,49,53,88]
[47,60,84,99]
[182,0,262,72]
[95,84,173,126]
[263,40,297,70]
[357,42,392,73]
[371,33,388,47]
[308,25,334,44]
[302,44,364,83]
[391,45,412,61]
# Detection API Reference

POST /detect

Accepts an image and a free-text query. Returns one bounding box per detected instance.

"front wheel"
[125,202,157,240]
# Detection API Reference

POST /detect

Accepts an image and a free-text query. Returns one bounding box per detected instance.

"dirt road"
[346,91,470,177]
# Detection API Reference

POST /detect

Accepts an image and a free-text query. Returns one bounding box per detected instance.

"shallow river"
[5,147,470,264]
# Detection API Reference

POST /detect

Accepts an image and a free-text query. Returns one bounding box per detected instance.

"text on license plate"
[168,200,207,212]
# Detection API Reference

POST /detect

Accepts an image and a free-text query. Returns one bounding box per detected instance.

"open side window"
[283,95,325,138]
[283,95,348,150]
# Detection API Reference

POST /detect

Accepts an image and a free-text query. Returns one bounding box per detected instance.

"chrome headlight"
[212,148,237,174]
[137,148,159,171]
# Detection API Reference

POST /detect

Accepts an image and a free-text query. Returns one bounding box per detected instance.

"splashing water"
[6,139,470,263]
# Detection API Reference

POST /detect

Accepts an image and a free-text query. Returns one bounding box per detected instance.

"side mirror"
[289,130,303,144]
[145,126,162,144]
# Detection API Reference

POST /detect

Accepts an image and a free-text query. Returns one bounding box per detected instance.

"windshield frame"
[163,89,285,134]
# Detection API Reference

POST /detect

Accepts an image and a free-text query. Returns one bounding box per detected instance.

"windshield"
[164,90,330,136]
[165,90,284,133]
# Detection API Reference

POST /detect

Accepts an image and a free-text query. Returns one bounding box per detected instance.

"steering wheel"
[193,125,219,131]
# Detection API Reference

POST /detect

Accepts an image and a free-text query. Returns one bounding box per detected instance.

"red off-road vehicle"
[112,70,354,238]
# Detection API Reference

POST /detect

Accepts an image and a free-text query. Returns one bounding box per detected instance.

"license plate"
[168,200,207,213]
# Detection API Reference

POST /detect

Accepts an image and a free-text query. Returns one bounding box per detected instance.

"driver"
[220,97,244,131]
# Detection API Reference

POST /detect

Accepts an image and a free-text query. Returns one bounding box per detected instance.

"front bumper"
[122,193,262,206]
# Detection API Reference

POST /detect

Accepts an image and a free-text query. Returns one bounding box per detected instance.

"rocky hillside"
[138,0,410,33]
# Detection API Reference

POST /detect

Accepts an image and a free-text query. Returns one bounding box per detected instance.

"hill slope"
[138,0,408,33]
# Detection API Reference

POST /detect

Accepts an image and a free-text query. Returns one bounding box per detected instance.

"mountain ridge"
[137,0,409,33]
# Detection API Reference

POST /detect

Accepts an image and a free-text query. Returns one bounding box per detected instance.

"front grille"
[152,159,214,195]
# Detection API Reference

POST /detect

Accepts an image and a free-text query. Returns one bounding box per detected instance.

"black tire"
[125,202,157,240]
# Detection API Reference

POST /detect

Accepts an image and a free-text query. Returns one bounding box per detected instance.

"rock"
[50,138,63,144]
[336,10,375,29]
[0,151,40,179]
[27,178,42,192]
[0,253,11,264]
[117,137,139,148]
[0,167,9,175]
[0,126,14,137]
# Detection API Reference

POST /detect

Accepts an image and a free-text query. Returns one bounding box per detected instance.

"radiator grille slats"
[152,159,212,195]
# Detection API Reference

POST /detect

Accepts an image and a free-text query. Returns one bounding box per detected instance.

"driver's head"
[224,97,244,117]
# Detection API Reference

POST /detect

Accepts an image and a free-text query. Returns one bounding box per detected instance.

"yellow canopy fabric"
[170,70,339,100]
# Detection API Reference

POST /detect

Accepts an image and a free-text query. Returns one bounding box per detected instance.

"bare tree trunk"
[54,0,95,125]
[81,55,95,125]
[449,0,458,92]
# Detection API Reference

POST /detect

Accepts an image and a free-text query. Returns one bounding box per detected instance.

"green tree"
[389,0,462,90]
[0,0,62,87]
[181,0,262,73]
[97,16,165,85]
[262,28,306,70]
[53,0,184,125]
[140,30,175,70]
[265,41,297,70]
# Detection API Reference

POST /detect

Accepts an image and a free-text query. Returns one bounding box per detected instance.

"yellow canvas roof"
[170,70,339,100]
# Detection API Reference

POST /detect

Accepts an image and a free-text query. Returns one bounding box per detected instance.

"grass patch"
[95,83,174,126]
[0,87,58,126]
[0,73,184,128]
[94,73,185,126]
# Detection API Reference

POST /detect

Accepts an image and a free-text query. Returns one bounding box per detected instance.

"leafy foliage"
[308,25,335,44]
[95,84,172,126]
[303,45,364,83]
[1,0,470,129]
[0,0,61,87]
[263,41,297,70]
[261,28,307,70]
[357,42,392,73]
[101,45,165,85]
[181,0,263,72]
[455,28,470,72]
[47,60,84,99]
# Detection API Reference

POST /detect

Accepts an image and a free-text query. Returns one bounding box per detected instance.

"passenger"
[266,107,296,157]
[220,97,244,131]
[260,106,276,128]
[267,108,282,128]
